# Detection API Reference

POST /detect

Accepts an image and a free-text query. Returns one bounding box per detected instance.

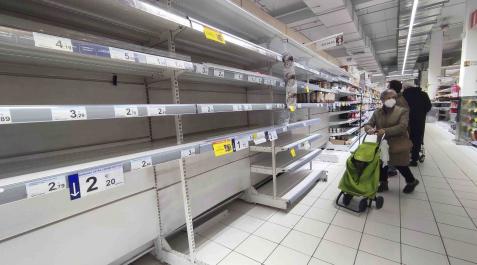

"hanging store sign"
[315,33,344,50]
[212,139,234,157]
[204,27,226,44]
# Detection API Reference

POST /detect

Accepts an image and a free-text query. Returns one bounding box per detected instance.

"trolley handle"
[362,131,386,145]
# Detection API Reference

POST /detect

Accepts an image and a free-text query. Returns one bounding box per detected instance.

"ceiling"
[252,0,466,75]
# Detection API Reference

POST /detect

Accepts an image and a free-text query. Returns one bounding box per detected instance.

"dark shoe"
[377,182,389,193]
[409,161,418,167]
[403,179,420,194]
[388,169,398,177]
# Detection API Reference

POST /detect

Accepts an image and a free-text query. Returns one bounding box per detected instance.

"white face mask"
[384,98,396,108]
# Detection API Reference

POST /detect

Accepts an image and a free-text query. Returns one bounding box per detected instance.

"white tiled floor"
[133,123,477,265]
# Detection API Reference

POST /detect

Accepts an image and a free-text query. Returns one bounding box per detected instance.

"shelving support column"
[271,140,277,199]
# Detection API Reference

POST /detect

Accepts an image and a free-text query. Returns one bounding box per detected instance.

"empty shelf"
[250,134,323,153]
[251,149,322,175]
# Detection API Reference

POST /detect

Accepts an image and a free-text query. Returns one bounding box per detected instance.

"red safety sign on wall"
[471,10,477,29]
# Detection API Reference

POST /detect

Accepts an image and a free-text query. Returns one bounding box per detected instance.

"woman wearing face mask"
[364,89,419,193]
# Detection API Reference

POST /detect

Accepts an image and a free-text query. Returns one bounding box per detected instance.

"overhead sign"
[315,33,344,50]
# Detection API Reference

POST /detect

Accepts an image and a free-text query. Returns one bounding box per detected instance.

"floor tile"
[308,258,332,265]
[332,211,366,232]
[314,240,357,265]
[197,221,228,239]
[300,194,319,206]
[235,235,277,263]
[304,207,337,223]
[364,220,400,242]
[401,228,446,254]
[431,202,469,217]
[268,211,301,228]
[244,205,278,220]
[438,223,477,245]
[324,225,362,249]
[294,217,329,238]
[223,214,265,233]
[449,257,477,265]
[367,210,400,227]
[444,238,477,263]
[289,204,310,216]
[312,198,339,211]
[212,226,249,249]
[359,234,400,262]
[355,251,400,265]
[219,252,260,265]
[196,240,232,265]
[434,211,476,230]
[253,221,290,243]
[401,215,440,235]
[281,230,321,256]
[264,245,310,265]
[401,244,449,265]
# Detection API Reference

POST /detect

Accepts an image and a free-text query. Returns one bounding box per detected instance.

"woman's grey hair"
[380,89,397,101]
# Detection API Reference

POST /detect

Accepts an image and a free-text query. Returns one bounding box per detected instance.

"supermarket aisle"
[134,123,477,265]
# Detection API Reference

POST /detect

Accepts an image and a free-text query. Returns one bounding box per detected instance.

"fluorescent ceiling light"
[401,0,419,75]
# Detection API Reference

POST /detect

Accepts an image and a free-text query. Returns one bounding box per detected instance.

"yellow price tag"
[305,86,310,93]
[289,105,296,112]
[290,148,296,157]
[212,139,233,157]
[204,27,226,44]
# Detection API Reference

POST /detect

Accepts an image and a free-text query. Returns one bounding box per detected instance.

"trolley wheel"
[343,194,353,206]
[419,155,425,163]
[375,196,384,209]
[359,198,368,212]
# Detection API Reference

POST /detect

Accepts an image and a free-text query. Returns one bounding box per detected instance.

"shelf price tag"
[299,141,311,150]
[200,105,214,113]
[264,78,274,85]
[181,148,196,158]
[232,105,243,111]
[26,175,67,198]
[109,47,136,62]
[266,104,272,110]
[252,132,267,144]
[234,73,244,80]
[115,106,139,118]
[243,104,253,111]
[203,27,226,44]
[195,64,209,75]
[147,105,166,116]
[68,164,124,200]
[233,137,249,151]
[146,55,167,66]
[213,68,225,78]
[130,157,152,171]
[0,108,12,124]
[280,81,286,87]
[32,32,73,52]
[290,148,297,158]
[52,107,87,121]
[212,139,233,157]
[267,130,278,141]
[248,76,262,84]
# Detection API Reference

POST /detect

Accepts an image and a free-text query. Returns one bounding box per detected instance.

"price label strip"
[32,32,73,52]
[181,148,196,158]
[130,157,152,171]
[203,27,226,44]
[68,164,124,200]
[232,137,249,151]
[232,105,243,111]
[51,107,87,121]
[196,64,209,75]
[290,148,297,158]
[234,73,243,80]
[0,108,12,124]
[109,47,136,62]
[147,106,166,116]
[252,132,267,145]
[213,68,225,78]
[200,105,214,113]
[115,106,139,118]
[212,139,234,157]
[26,175,67,198]
[267,130,278,141]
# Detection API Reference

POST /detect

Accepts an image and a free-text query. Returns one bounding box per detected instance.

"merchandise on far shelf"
[457,96,477,143]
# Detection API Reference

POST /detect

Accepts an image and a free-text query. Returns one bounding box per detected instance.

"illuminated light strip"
[401,0,419,75]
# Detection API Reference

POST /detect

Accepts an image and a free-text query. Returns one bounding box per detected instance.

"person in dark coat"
[402,86,432,166]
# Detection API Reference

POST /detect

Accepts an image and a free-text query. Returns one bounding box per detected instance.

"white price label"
[248,76,262,83]
[52,107,87,121]
[280,81,286,87]
[200,105,214,113]
[130,157,152,171]
[196,65,209,75]
[0,108,12,124]
[181,148,195,158]
[299,141,311,150]
[264,78,274,85]
[253,132,267,144]
[243,104,252,111]
[109,47,135,62]
[268,130,278,141]
[233,137,249,151]
[283,126,288,132]
[266,104,272,110]
[26,175,67,198]
[147,106,166,116]
[32,32,73,52]
[115,106,139,118]
[233,105,243,111]
[214,68,225,78]
[234,73,244,80]
[146,55,167,66]
[73,164,124,198]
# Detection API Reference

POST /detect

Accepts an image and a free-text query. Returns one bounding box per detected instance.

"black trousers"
[380,164,416,184]
[410,121,425,162]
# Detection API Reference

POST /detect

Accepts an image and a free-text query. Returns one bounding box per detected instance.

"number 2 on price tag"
[147,106,166,116]
[115,106,139,118]
[68,164,124,200]
[214,68,225,78]
[130,157,152,171]
[26,175,67,198]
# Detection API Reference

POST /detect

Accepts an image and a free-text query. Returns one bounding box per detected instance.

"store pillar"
[427,30,443,99]
[459,0,477,97]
